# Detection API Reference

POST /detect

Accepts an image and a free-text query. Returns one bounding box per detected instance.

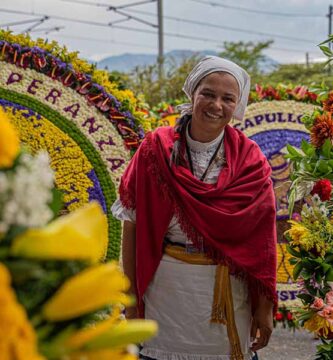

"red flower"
[306,91,318,102]
[310,113,333,148]
[275,312,283,321]
[311,179,332,201]
[323,91,333,113]
[287,312,293,321]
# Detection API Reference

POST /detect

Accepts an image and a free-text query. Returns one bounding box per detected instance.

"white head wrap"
[178,56,250,121]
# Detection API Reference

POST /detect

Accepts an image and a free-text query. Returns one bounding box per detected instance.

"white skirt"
[141,254,254,360]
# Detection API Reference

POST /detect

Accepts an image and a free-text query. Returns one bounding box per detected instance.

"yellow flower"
[285,220,309,245]
[162,114,179,127]
[304,313,333,338]
[83,319,158,351]
[0,108,20,168]
[43,262,132,321]
[67,349,137,360]
[67,307,122,348]
[66,313,157,351]
[11,202,108,263]
[0,263,45,360]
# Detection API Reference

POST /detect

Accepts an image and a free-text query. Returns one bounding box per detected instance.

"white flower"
[311,194,321,206]
[301,204,310,218]
[295,181,314,202]
[319,206,328,217]
[0,150,55,231]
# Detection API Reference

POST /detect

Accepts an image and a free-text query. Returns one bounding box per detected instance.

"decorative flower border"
[0,87,121,260]
[0,62,131,184]
[0,38,145,151]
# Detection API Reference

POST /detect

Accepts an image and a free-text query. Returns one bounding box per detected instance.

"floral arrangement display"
[0,30,151,137]
[274,305,297,330]
[0,110,157,360]
[250,84,319,104]
[284,36,333,358]
[0,31,156,259]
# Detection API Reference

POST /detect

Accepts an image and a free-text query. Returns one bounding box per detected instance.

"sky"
[0,0,331,65]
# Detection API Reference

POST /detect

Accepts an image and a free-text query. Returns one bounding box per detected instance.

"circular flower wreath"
[0,31,154,260]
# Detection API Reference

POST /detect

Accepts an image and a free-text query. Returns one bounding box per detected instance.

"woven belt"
[164,244,244,360]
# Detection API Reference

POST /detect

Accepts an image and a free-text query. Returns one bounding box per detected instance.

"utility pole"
[157,0,164,80]
[328,5,333,49]
[305,52,309,68]
[327,5,333,74]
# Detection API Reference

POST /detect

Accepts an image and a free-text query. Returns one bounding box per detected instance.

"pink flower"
[311,297,325,310]
[325,291,333,306]
[318,305,333,320]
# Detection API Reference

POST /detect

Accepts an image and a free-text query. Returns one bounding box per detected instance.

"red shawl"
[119,125,277,317]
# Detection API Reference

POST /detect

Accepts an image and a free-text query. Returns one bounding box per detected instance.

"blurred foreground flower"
[0,263,44,360]
[66,313,157,356]
[43,262,131,321]
[11,202,108,263]
[0,108,20,168]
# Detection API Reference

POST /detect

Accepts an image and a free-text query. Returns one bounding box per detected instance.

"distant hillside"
[97,49,278,73]
[97,50,216,72]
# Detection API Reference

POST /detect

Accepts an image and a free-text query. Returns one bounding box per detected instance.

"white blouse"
[111,127,254,360]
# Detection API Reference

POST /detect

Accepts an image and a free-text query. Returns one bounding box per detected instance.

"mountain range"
[97,49,279,73]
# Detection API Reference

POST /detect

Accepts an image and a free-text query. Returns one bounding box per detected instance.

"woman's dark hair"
[169,114,191,166]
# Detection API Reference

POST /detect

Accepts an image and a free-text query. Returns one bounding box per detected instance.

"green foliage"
[128,55,198,107]
[264,63,333,87]
[316,339,333,360]
[219,40,274,76]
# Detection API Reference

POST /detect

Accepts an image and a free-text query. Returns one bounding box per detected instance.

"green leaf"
[49,188,64,218]
[293,261,303,280]
[319,36,333,46]
[287,245,301,258]
[289,257,298,265]
[288,188,296,218]
[296,293,313,303]
[286,144,303,158]
[325,267,333,281]
[301,139,315,157]
[319,45,333,57]
[321,139,332,158]
[316,159,329,174]
[322,263,332,273]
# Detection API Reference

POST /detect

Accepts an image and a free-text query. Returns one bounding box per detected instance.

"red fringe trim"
[123,133,278,314]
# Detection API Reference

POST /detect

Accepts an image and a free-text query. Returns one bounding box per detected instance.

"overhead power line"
[0,7,319,50]
[189,0,324,18]
[125,8,317,43]
[57,0,319,43]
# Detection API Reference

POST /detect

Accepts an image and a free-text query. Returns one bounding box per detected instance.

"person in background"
[112,56,277,360]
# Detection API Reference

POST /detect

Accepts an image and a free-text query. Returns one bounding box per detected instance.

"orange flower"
[323,92,333,113]
[310,112,333,148]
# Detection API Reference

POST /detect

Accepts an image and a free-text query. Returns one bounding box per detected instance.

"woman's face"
[191,72,239,137]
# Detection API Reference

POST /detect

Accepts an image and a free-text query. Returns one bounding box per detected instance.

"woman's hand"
[250,295,273,352]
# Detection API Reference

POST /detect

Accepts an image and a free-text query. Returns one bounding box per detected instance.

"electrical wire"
[189,0,324,18]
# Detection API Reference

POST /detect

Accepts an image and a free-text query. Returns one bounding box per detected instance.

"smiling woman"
[112,56,277,360]
[190,72,240,142]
